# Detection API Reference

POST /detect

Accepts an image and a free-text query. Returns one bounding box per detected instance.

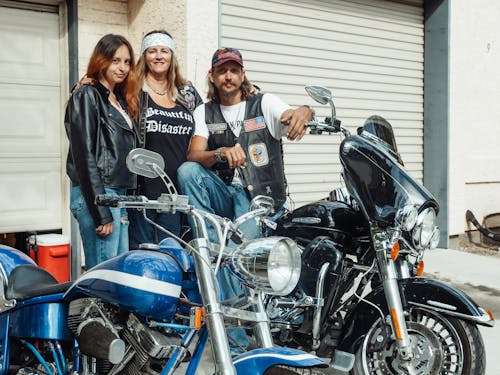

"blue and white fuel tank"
[0,244,37,279]
[64,249,183,321]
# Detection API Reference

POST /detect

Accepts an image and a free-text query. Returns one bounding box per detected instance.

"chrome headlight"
[429,227,441,249]
[412,207,437,248]
[396,205,418,231]
[229,237,301,296]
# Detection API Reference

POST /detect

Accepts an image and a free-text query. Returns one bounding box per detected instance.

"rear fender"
[338,277,494,354]
[233,347,327,375]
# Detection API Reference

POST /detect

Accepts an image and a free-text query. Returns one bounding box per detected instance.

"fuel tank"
[275,200,369,248]
[64,250,183,321]
[0,244,36,278]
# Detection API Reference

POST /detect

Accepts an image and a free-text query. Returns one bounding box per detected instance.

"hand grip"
[95,194,145,207]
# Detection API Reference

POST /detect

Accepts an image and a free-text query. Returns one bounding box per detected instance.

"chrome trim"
[0,272,15,313]
[426,300,457,311]
[312,262,330,350]
[222,305,268,324]
[253,291,274,348]
[372,229,413,358]
[394,258,411,279]
[409,302,495,327]
[190,210,235,374]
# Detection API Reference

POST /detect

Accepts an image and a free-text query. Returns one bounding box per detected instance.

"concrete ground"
[425,248,500,375]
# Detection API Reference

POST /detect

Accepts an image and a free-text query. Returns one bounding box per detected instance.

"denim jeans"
[177,162,260,242]
[128,208,181,250]
[70,186,128,270]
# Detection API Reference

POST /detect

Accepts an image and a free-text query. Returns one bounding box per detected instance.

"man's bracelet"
[214,147,225,163]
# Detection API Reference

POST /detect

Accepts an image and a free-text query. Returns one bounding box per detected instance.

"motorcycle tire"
[352,308,486,375]
[264,365,328,375]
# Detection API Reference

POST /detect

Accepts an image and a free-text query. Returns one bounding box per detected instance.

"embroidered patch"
[207,122,227,134]
[248,143,269,167]
[244,116,266,132]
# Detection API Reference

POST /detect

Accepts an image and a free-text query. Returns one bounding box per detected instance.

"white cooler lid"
[29,234,69,246]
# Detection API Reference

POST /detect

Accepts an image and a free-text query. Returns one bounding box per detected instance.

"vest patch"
[248,142,269,167]
[244,116,266,132]
[207,122,227,134]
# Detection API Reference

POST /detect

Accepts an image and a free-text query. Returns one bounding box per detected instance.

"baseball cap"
[211,48,244,69]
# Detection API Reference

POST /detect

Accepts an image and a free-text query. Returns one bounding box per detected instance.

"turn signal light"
[390,307,403,340]
[486,309,495,321]
[416,260,424,276]
[390,242,400,261]
[190,307,205,329]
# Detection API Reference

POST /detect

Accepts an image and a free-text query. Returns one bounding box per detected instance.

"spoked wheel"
[264,365,327,375]
[353,308,486,375]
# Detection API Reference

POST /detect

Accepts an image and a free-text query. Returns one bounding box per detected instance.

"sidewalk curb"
[424,248,500,291]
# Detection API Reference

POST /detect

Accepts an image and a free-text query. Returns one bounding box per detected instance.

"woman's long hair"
[86,34,139,118]
[136,30,189,105]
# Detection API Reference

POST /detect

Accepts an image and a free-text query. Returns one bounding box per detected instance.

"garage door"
[0,4,63,233]
[221,0,424,208]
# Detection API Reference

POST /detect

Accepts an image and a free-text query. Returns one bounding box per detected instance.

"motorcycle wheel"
[352,308,486,375]
[264,365,327,374]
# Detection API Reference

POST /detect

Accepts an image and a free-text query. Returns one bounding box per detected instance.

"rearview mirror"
[249,195,275,215]
[305,85,332,105]
[126,148,165,178]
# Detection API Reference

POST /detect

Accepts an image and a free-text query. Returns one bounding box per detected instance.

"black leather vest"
[205,94,287,209]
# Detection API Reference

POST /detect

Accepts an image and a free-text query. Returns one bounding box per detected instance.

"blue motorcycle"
[0,149,327,374]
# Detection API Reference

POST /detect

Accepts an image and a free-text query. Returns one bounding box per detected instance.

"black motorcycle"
[267,85,495,374]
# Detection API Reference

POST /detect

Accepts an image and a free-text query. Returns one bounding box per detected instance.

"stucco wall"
[128,0,187,72]
[77,0,129,77]
[449,0,500,235]
[185,0,219,98]
[77,0,218,97]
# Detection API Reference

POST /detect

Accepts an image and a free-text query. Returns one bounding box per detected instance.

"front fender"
[338,277,494,354]
[233,347,327,375]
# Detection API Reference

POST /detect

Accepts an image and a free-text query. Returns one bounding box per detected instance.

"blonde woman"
[128,30,202,248]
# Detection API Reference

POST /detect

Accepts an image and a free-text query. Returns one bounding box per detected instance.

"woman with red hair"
[65,34,140,270]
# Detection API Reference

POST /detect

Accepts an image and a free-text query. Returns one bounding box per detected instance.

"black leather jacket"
[65,82,140,226]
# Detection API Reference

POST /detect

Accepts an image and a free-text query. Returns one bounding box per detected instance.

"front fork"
[372,232,413,360]
[189,211,274,375]
[190,211,236,375]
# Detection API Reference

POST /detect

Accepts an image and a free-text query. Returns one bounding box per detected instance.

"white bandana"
[141,33,175,54]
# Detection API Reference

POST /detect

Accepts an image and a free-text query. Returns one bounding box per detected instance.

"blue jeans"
[128,208,181,250]
[70,186,128,270]
[177,162,260,242]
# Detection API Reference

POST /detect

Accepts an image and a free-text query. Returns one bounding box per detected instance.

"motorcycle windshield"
[358,115,404,166]
[340,134,438,227]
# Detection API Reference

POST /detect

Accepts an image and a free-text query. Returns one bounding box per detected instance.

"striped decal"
[72,269,182,297]
[233,352,318,365]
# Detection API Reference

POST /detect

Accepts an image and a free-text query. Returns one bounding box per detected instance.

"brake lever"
[229,229,244,245]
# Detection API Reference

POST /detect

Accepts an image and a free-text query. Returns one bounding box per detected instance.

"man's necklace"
[146,79,168,96]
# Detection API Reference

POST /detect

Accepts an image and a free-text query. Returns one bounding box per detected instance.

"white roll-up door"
[0,4,63,232]
[221,0,423,208]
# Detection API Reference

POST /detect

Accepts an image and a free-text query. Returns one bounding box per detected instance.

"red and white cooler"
[29,234,70,283]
